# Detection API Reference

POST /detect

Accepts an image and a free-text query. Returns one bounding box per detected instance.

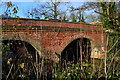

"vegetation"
[1,2,19,17]
[1,1,120,80]
[26,0,69,20]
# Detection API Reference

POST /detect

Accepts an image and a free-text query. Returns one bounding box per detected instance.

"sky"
[1,2,88,18]
[1,0,119,22]
[1,0,119,2]
[12,2,41,18]
[1,2,41,18]
[0,1,100,22]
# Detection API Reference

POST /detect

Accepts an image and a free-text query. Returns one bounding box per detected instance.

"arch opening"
[2,40,44,80]
[60,38,91,64]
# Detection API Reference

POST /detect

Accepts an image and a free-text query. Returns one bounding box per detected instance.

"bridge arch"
[59,35,102,60]
[2,34,49,79]
[2,33,44,57]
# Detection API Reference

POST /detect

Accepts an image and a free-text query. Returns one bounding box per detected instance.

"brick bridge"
[2,17,106,62]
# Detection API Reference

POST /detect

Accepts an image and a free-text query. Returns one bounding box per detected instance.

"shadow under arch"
[60,37,91,64]
[58,35,102,60]
[2,39,42,80]
[59,35,99,55]
[2,34,53,80]
[2,34,44,57]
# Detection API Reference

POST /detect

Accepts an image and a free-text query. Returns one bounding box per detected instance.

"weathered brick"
[2,17,106,61]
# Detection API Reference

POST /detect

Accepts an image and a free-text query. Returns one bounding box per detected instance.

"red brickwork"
[2,17,106,62]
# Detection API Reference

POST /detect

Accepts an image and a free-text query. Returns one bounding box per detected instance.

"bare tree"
[26,0,69,19]
[1,2,19,17]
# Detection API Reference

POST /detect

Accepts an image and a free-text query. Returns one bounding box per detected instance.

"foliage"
[2,41,38,80]
[53,63,91,80]
[70,14,77,22]
[76,2,120,31]
[99,2,119,31]
[69,5,86,22]
[2,1,120,80]
[2,2,19,17]
[2,33,120,80]
[52,60,120,80]
[106,32,120,79]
